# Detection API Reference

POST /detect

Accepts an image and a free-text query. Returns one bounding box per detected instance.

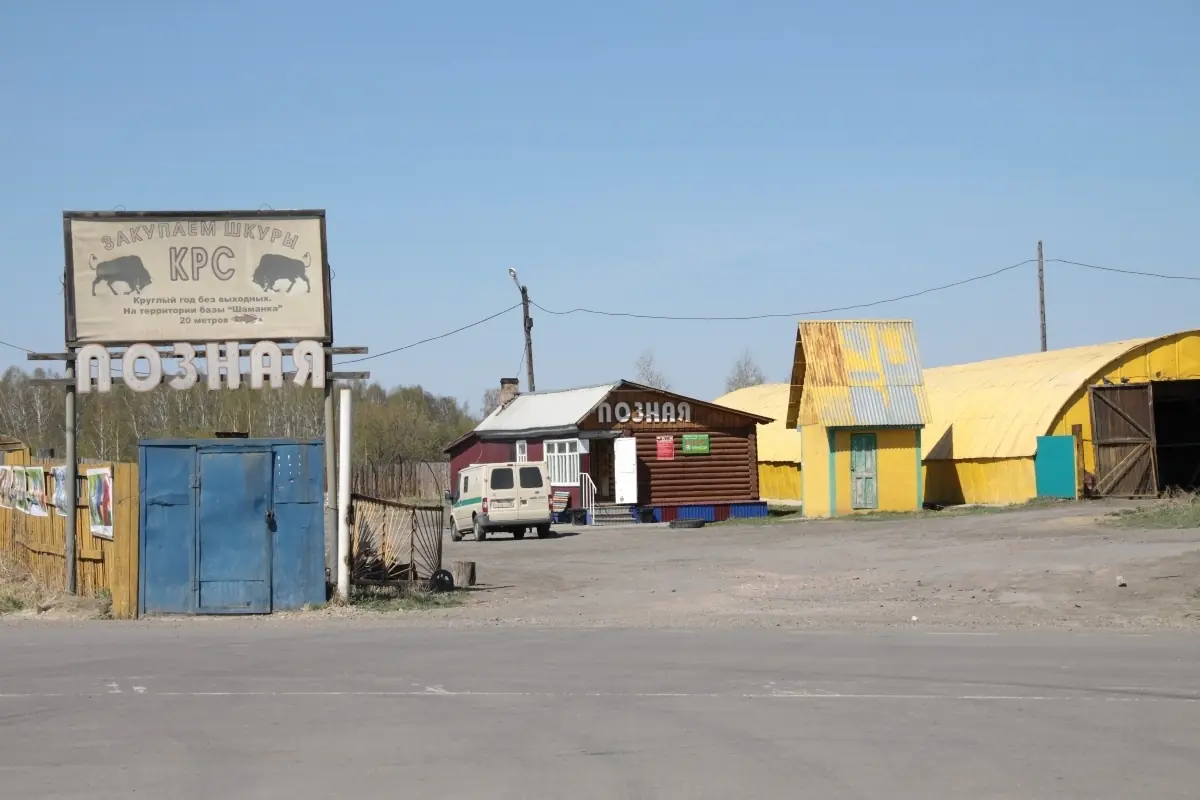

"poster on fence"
[0,466,12,509]
[87,468,114,539]
[25,467,48,517]
[51,466,71,518]
[12,467,27,513]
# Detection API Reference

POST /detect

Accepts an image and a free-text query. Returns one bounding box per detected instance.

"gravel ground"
[5,500,1199,631]
[402,500,1200,630]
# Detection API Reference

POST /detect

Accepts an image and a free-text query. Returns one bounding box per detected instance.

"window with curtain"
[544,439,580,486]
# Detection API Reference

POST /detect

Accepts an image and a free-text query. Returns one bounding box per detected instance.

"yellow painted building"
[923,330,1200,504]
[714,383,802,501]
[786,321,930,517]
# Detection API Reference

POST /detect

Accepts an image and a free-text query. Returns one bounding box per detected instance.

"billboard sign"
[64,210,332,346]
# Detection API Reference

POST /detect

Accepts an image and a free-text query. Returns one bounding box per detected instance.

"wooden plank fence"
[352,461,449,501]
[0,451,139,619]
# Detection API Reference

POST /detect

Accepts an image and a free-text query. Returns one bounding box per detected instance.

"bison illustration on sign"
[252,252,312,293]
[90,254,152,295]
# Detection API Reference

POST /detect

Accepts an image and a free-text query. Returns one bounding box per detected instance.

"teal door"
[850,433,878,510]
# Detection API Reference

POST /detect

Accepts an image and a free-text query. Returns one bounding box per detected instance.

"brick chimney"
[498,377,520,408]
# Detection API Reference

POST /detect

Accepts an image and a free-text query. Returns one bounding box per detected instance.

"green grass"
[1106,494,1200,530]
[0,593,25,614]
[349,585,464,612]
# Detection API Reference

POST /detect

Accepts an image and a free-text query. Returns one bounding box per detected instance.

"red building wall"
[447,436,587,508]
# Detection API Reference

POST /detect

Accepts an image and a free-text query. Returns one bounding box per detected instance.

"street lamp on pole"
[510,269,535,392]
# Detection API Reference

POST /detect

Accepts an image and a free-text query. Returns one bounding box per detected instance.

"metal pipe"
[64,364,77,595]
[336,386,353,601]
[323,355,337,587]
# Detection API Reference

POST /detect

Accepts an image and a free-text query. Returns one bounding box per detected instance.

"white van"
[448,462,553,541]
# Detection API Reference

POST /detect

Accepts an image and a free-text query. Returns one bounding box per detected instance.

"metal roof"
[474,383,617,436]
[786,321,930,428]
[713,383,802,463]
[923,338,1151,461]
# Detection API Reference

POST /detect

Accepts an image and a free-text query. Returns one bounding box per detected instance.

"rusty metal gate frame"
[1089,384,1159,498]
[349,493,445,587]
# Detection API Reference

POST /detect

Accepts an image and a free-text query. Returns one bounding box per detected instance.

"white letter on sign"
[169,343,199,390]
[123,343,163,392]
[76,344,112,394]
[292,340,326,389]
[614,402,631,422]
[206,342,242,390]
[250,341,284,389]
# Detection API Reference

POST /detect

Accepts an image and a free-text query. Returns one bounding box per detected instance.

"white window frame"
[515,440,528,463]
[544,438,581,486]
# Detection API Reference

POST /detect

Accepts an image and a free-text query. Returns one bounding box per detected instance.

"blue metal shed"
[139,438,325,616]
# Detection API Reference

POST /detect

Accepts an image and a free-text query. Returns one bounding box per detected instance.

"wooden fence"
[352,461,450,501]
[0,451,139,619]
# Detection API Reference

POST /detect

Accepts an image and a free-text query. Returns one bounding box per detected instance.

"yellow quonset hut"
[923,330,1200,504]
[714,383,803,501]
[786,321,931,517]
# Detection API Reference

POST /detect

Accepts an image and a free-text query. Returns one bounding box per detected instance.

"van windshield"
[519,467,544,489]
[490,468,514,490]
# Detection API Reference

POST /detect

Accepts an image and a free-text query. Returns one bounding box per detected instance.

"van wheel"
[450,526,463,542]
[473,517,486,542]
[536,524,551,538]
[513,529,525,540]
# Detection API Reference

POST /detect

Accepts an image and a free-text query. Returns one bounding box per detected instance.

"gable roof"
[446,380,772,453]
[786,320,931,428]
[474,383,617,438]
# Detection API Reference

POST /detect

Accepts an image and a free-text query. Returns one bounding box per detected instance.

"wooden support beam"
[28,345,369,362]
[30,370,370,386]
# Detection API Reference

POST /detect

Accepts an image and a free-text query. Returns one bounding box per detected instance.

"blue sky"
[1,1,1197,411]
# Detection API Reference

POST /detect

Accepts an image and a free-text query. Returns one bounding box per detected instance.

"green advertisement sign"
[681,434,710,455]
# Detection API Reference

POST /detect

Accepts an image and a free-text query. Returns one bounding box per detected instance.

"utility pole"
[509,268,536,391]
[1037,240,1047,352]
[64,361,77,595]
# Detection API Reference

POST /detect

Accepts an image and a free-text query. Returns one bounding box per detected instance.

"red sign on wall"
[656,435,675,460]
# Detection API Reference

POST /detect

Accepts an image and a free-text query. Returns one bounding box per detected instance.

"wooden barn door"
[1089,384,1158,498]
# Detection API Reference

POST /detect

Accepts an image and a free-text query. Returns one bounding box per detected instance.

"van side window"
[490,468,514,490]
[519,467,544,489]
[462,475,469,495]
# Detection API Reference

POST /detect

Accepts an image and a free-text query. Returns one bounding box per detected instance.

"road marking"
[922,632,1001,636]
[1,689,1195,703]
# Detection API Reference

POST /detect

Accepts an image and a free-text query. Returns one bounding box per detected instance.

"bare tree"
[481,387,501,417]
[724,349,766,393]
[634,350,671,390]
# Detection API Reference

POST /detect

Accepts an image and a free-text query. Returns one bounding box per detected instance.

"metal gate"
[1089,384,1158,497]
[349,494,445,586]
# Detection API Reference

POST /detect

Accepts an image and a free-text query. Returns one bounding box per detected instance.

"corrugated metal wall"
[758,462,802,501]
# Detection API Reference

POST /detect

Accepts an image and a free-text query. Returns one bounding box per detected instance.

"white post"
[336,387,354,601]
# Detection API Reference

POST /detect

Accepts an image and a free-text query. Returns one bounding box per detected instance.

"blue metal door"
[141,445,196,615]
[197,449,272,613]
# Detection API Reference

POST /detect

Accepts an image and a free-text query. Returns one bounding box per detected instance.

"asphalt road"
[2,623,1198,799]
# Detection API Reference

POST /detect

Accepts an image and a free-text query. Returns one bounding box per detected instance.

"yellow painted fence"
[0,452,139,619]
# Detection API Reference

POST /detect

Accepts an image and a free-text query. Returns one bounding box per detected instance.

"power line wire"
[1048,259,1200,282]
[6,257,1200,369]
[336,303,521,365]
[530,260,1036,321]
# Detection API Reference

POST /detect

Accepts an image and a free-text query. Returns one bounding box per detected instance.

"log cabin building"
[444,379,771,524]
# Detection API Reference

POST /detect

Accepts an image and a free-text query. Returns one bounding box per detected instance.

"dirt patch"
[0,552,111,621]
